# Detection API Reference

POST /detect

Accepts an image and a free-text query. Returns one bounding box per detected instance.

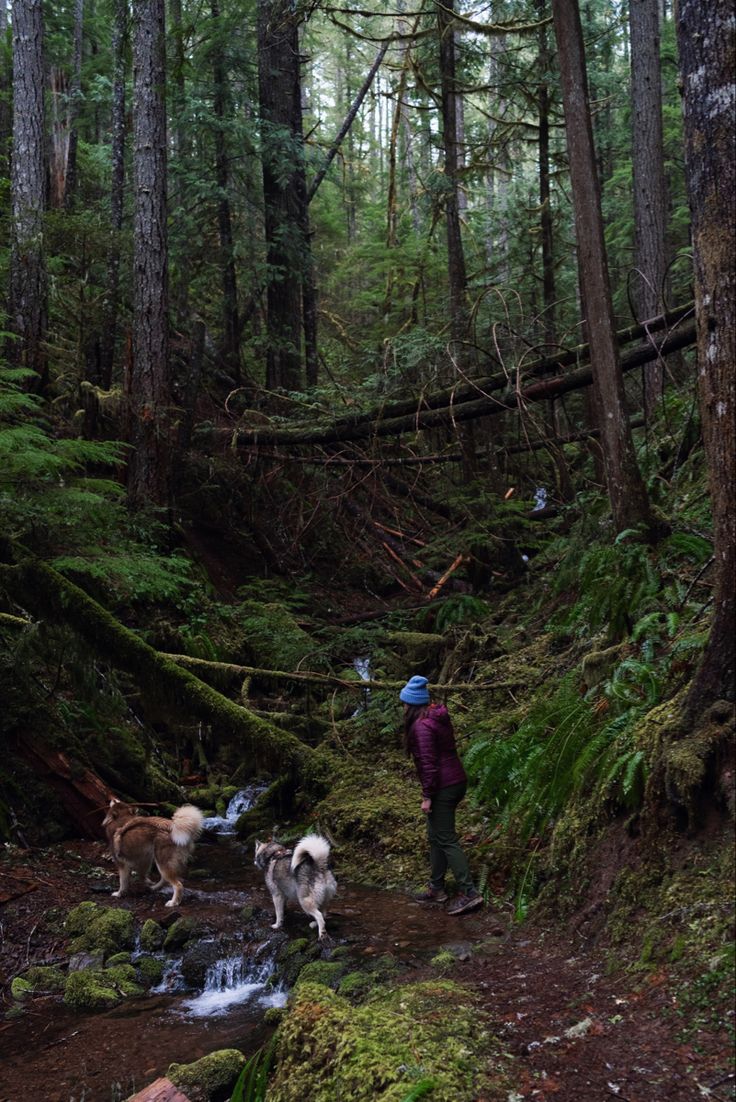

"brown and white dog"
[254,834,337,939]
[102,799,204,908]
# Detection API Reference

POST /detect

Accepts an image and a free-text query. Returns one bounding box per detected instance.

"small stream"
[0,788,494,1102]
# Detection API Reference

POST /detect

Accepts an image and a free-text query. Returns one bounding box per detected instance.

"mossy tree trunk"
[677,0,736,711]
[0,547,326,778]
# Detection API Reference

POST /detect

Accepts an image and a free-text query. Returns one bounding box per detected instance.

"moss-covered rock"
[139,919,165,952]
[337,971,378,1000]
[267,980,508,1102]
[64,965,144,1011]
[274,935,322,986]
[167,1048,246,1101]
[106,952,132,967]
[136,955,165,986]
[13,965,67,996]
[10,977,33,1000]
[163,916,204,951]
[294,960,345,990]
[65,902,136,958]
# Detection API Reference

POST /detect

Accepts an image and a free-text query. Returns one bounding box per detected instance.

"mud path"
[0,835,733,1102]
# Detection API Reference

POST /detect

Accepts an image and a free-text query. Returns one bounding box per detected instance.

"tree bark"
[437,0,469,365]
[99,0,127,389]
[677,0,735,709]
[551,0,655,537]
[629,0,668,417]
[0,1,12,178]
[129,0,171,508]
[210,0,240,383]
[257,0,304,392]
[9,0,47,383]
[64,0,84,210]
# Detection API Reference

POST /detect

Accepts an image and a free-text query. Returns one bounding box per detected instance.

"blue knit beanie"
[399,675,430,705]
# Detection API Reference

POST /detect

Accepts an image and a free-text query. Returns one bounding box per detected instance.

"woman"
[400,674,483,915]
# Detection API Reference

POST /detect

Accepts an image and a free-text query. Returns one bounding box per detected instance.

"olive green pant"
[427,781,474,894]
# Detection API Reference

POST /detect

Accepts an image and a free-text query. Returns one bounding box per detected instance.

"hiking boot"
[446,891,484,916]
[413,884,449,904]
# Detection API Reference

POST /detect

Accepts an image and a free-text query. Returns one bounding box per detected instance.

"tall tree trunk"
[0,2,11,179]
[210,0,240,383]
[129,0,170,508]
[64,0,84,210]
[9,0,47,383]
[677,0,735,709]
[437,0,469,364]
[551,0,655,536]
[257,0,304,392]
[168,0,190,325]
[629,0,668,417]
[99,0,127,389]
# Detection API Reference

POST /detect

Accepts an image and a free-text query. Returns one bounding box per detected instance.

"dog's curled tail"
[291,833,331,872]
[171,805,204,846]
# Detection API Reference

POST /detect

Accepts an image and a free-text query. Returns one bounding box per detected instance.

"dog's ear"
[254,839,262,851]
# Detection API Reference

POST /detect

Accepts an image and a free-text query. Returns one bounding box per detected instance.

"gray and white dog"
[254,834,337,939]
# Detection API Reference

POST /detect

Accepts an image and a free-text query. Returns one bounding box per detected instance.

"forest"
[0,0,733,1097]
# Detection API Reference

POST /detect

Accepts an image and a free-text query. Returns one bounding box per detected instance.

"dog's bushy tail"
[291,833,331,872]
[171,805,204,846]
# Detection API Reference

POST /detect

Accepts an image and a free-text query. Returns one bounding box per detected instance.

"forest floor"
[0,838,733,1102]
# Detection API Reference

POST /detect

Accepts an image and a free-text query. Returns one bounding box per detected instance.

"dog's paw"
[165,899,179,908]
[309,921,317,928]
[271,922,282,930]
[111,890,121,898]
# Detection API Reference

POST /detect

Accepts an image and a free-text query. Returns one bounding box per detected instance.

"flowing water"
[0,793,495,1102]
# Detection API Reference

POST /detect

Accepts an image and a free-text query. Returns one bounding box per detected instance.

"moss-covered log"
[160,652,524,696]
[0,550,325,776]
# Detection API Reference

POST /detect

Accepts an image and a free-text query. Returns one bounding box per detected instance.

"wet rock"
[179,938,236,989]
[167,1048,246,1102]
[163,916,204,952]
[68,951,105,972]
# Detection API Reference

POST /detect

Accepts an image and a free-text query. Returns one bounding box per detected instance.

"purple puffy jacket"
[408,704,467,798]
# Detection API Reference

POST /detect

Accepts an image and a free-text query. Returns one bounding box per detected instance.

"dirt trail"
[0,838,733,1102]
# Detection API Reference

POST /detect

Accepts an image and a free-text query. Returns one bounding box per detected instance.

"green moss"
[430,950,456,971]
[337,971,378,1000]
[65,902,135,957]
[106,952,132,967]
[21,965,66,993]
[163,916,203,951]
[139,919,165,952]
[294,961,346,989]
[64,965,144,1011]
[168,1049,246,1101]
[312,752,452,887]
[136,955,165,985]
[10,977,33,1000]
[268,980,509,1102]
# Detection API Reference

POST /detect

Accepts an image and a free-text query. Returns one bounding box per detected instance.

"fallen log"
[158,652,527,695]
[13,738,113,838]
[127,1079,190,1102]
[219,314,696,449]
